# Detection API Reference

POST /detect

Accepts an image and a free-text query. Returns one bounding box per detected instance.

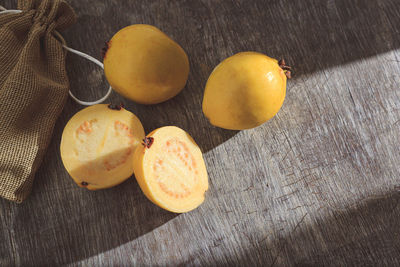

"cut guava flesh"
[133,126,208,213]
[60,104,145,190]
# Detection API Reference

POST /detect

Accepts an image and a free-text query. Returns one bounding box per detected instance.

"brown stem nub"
[142,137,154,148]
[108,103,124,110]
[81,182,88,186]
[278,59,292,79]
[102,41,110,59]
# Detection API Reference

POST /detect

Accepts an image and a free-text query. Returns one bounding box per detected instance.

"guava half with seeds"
[60,104,145,190]
[133,126,208,213]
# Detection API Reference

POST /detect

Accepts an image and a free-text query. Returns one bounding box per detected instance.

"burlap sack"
[0,0,76,202]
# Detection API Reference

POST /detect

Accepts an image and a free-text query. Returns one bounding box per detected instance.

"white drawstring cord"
[0,7,113,106]
[52,31,113,106]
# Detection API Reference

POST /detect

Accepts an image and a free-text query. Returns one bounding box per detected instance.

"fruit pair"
[103,24,290,130]
[60,104,208,213]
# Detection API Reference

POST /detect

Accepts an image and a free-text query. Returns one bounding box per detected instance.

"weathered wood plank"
[1,0,400,266]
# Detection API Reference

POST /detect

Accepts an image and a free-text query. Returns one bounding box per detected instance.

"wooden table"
[1,0,400,265]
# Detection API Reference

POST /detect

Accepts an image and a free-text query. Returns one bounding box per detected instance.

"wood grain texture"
[1,0,400,266]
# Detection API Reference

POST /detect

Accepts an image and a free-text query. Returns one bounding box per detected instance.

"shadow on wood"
[1,0,400,265]
[3,119,178,265]
[208,190,400,266]
[279,191,400,265]
[62,0,399,152]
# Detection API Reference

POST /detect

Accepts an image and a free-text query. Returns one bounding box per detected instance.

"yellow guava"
[103,24,189,104]
[202,52,290,130]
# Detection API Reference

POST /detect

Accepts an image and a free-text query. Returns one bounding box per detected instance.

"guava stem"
[102,41,110,59]
[143,137,155,148]
[108,103,124,110]
[278,59,292,79]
